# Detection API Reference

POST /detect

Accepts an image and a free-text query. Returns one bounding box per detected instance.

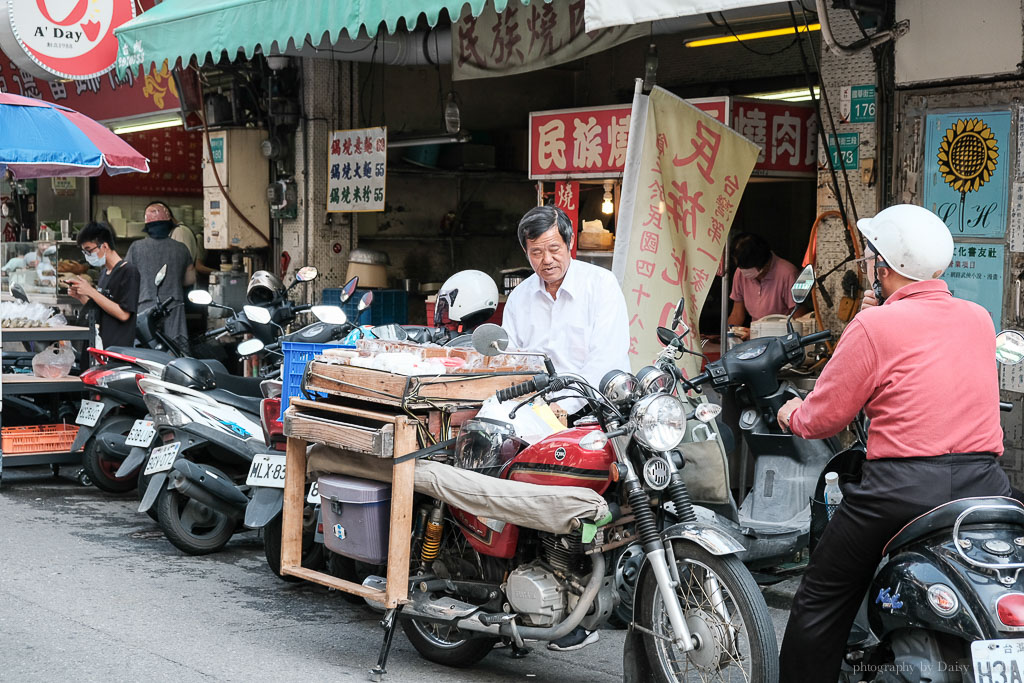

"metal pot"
[348,248,389,265]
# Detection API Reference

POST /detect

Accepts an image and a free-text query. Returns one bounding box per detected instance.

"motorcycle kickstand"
[370,605,404,681]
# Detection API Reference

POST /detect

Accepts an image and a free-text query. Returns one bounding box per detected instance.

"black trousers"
[779,453,1011,683]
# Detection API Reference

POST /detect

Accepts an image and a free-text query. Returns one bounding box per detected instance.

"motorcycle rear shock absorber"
[420,503,445,567]
[665,475,698,524]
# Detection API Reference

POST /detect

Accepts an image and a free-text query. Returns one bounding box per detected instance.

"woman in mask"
[727,233,800,340]
[125,201,195,352]
[69,222,141,350]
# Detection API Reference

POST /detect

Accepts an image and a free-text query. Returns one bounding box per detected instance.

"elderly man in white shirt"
[501,205,629,653]
[503,205,630,416]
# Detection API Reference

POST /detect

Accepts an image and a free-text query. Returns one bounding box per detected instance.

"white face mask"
[84,248,105,267]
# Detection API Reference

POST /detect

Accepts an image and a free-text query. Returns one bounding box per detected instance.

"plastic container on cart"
[281,341,355,419]
[318,474,392,564]
[1,424,79,454]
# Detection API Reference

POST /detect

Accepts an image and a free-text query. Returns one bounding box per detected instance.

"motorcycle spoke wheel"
[638,542,778,683]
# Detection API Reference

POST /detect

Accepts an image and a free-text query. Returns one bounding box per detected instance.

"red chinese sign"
[97,125,202,196]
[530,97,815,180]
[554,180,579,256]
[0,47,180,121]
[0,0,136,80]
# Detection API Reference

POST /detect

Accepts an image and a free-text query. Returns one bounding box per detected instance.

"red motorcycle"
[363,321,778,682]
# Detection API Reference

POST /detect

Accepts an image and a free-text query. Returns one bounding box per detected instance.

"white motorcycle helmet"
[856,205,954,281]
[434,270,499,329]
[247,270,285,306]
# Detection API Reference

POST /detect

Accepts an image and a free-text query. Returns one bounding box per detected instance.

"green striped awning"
[114,0,531,74]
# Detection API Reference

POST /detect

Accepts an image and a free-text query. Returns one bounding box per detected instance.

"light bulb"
[602,194,614,214]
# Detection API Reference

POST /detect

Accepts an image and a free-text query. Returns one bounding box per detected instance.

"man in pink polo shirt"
[774,204,1011,682]
[727,233,799,340]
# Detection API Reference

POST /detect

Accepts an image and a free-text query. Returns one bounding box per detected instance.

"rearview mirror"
[155,264,167,287]
[295,266,319,282]
[340,276,359,303]
[187,290,213,305]
[244,305,272,325]
[671,298,685,330]
[311,305,347,325]
[371,324,408,341]
[237,338,265,357]
[472,323,510,357]
[791,265,815,304]
[358,291,373,311]
[656,326,677,347]
[996,329,1024,365]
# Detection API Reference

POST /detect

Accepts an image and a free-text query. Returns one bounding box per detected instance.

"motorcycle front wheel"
[637,541,778,682]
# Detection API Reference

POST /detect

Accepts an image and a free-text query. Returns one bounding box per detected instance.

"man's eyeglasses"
[81,245,102,256]
[853,254,888,274]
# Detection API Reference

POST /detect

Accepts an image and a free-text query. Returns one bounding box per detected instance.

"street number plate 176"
[246,454,287,488]
[972,638,1024,682]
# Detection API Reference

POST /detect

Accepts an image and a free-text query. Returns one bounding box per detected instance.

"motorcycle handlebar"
[203,325,228,340]
[1000,401,1014,412]
[800,330,833,345]
[496,374,550,403]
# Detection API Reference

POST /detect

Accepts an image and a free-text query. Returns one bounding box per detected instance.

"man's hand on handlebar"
[776,396,804,432]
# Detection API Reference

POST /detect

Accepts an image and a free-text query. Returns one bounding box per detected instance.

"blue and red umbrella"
[0,92,149,178]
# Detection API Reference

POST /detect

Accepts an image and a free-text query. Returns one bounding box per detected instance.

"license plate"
[75,400,104,426]
[307,481,321,504]
[143,442,181,475]
[972,638,1024,681]
[125,420,156,447]
[246,454,287,488]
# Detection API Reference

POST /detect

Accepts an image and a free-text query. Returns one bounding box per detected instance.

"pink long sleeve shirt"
[789,280,1003,460]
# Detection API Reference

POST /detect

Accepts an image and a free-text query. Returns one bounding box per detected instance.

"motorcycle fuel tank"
[505,424,616,494]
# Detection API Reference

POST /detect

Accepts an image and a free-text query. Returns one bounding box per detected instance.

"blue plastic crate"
[322,288,409,327]
[280,341,355,419]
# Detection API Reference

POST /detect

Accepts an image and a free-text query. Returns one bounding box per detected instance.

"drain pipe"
[815,0,909,56]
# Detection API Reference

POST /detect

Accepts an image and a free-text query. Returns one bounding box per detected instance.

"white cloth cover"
[584,0,781,32]
[307,444,609,535]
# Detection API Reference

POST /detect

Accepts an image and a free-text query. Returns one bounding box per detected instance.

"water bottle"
[823,471,843,520]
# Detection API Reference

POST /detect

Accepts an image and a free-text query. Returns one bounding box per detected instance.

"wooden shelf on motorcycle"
[281,398,422,608]
[302,361,536,408]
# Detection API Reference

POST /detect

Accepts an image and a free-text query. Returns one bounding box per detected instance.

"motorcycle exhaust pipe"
[168,460,249,519]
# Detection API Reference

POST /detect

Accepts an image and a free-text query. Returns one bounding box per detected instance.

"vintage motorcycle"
[353,321,779,681]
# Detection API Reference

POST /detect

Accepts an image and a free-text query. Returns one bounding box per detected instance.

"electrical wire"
[706,12,802,56]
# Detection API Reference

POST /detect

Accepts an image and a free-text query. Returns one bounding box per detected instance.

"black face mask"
[144,220,174,239]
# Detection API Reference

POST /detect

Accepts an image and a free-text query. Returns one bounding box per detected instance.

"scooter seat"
[213,372,265,397]
[206,388,264,416]
[883,496,1024,555]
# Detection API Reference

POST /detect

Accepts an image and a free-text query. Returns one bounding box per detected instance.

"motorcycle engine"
[505,564,565,627]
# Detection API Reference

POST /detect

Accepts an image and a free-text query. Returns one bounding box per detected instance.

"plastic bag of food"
[32,341,75,378]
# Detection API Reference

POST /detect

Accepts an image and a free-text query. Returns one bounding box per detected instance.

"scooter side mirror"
[339,276,359,303]
[358,291,373,311]
[996,329,1024,365]
[187,290,213,306]
[237,338,265,357]
[472,323,510,356]
[295,266,318,282]
[657,326,678,347]
[155,264,167,287]
[791,265,815,305]
[244,305,272,325]
[311,305,347,325]
[670,298,686,330]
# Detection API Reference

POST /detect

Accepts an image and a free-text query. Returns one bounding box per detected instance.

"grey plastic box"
[318,474,391,565]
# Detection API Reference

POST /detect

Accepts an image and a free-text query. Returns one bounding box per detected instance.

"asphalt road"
[0,466,795,682]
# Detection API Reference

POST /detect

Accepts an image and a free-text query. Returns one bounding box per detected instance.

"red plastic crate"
[1,424,80,454]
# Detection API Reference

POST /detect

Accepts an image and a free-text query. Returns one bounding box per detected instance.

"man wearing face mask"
[69,222,140,350]
[774,204,1010,682]
[125,201,195,351]
[727,233,799,340]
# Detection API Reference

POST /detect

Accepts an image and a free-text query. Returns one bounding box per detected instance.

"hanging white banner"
[584,0,781,33]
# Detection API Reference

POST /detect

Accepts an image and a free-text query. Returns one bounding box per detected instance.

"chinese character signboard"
[97,126,202,195]
[923,110,1010,238]
[327,127,387,213]
[554,180,579,254]
[941,242,1004,329]
[0,0,136,80]
[452,0,647,81]
[530,97,813,180]
[615,87,760,377]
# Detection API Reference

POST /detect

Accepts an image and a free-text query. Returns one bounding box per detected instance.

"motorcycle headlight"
[632,393,686,451]
[636,365,674,395]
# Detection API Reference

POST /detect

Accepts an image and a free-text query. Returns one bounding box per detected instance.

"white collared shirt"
[502,259,630,411]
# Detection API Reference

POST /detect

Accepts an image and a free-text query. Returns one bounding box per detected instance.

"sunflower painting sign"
[924,110,1010,238]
